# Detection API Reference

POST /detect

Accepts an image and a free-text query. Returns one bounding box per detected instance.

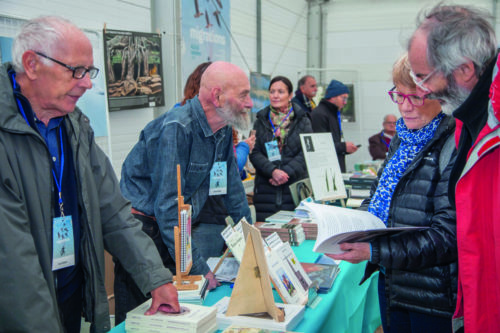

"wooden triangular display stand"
[173,164,202,290]
[226,220,285,322]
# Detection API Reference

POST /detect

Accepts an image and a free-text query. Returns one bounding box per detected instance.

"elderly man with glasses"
[408,4,500,333]
[368,113,398,160]
[0,16,179,333]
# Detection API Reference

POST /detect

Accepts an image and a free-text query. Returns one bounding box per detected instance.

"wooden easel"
[226,220,285,322]
[173,164,202,290]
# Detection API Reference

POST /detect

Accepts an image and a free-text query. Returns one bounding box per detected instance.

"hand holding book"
[326,242,371,264]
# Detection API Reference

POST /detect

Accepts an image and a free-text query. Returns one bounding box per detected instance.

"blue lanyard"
[381,132,390,148]
[11,72,66,215]
[337,111,343,137]
[268,106,293,138]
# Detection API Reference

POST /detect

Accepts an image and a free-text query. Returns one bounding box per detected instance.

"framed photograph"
[250,72,271,113]
[103,29,165,111]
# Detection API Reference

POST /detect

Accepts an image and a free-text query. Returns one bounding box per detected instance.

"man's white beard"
[216,105,251,132]
[428,76,472,114]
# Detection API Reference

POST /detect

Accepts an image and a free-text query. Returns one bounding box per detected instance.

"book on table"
[214,296,305,332]
[175,275,209,304]
[301,202,428,254]
[300,262,340,293]
[125,300,217,333]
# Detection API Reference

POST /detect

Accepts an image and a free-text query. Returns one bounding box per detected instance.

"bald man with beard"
[115,61,254,324]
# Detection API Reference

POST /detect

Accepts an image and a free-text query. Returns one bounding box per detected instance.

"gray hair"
[12,16,78,72]
[297,75,315,88]
[412,4,497,78]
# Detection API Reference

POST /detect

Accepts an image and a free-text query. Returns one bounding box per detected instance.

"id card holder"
[265,140,281,161]
[209,161,227,195]
[52,215,75,271]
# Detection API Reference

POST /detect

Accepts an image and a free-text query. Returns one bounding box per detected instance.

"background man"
[117,61,253,324]
[292,75,318,116]
[408,4,500,332]
[311,79,358,172]
[368,114,397,160]
[0,16,178,333]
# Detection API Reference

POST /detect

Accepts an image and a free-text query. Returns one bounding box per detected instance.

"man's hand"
[145,283,180,315]
[345,142,358,154]
[205,271,220,290]
[326,242,370,264]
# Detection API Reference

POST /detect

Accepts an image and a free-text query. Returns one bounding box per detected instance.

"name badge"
[209,161,227,195]
[265,140,281,161]
[52,215,75,271]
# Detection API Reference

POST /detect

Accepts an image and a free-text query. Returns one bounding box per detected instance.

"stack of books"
[174,276,209,305]
[255,222,305,246]
[345,174,377,198]
[288,219,318,240]
[125,300,217,333]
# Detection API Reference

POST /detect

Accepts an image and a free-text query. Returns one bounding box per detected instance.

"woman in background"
[250,76,312,221]
[329,54,458,333]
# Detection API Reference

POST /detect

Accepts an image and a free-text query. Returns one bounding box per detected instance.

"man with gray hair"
[292,75,318,116]
[0,16,179,333]
[408,4,500,332]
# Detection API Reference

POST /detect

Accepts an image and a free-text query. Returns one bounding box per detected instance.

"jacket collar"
[187,96,222,137]
[453,54,495,141]
[319,98,340,113]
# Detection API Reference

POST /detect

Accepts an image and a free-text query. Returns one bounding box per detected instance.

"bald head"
[198,61,253,133]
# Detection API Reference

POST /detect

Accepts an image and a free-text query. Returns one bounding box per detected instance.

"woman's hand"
[326,242,371,264]
[270,169,289,186]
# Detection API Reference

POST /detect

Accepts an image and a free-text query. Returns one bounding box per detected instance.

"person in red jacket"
[408,4,500,332]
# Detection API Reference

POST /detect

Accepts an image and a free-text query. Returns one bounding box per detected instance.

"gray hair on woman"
[411,4,497,78]
[12,16,76,73]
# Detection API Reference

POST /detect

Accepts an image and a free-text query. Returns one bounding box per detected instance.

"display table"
[108,240,381,333]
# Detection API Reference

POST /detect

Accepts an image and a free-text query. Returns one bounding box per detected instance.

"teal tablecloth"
[108,240,381,333]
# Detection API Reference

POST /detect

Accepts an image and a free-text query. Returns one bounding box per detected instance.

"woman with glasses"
[329,53,458,333]
[249,76,312,222]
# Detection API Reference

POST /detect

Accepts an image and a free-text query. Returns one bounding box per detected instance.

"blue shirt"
[120,96,251,274]
[9,69,81,303]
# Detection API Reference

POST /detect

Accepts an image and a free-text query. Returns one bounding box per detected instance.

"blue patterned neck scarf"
[368,112,445,224]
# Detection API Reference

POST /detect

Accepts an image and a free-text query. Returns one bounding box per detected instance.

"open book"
[301,202,427,254]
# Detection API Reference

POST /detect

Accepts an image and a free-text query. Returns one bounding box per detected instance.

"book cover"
[300,262,340,293]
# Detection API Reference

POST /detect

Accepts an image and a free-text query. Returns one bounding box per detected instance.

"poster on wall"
[250,72,270,113]
[103,29,164,111]
[181,0,231,84]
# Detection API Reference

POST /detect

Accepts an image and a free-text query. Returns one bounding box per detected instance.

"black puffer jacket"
[362,114,458,319]
[250,103,312,221]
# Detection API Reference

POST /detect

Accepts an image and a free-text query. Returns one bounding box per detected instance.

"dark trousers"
[114,213,175,325]
[378,273,452,333]
[59,288,82,333]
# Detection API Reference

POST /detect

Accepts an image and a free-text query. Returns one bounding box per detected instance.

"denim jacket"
[120,97,251,274]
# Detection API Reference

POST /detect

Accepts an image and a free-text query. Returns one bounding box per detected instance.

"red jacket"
[452,57,500,332]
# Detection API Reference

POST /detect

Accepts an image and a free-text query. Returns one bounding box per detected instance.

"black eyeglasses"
[34,51,99,79]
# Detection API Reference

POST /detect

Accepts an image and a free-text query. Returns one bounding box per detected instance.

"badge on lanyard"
[265,140,281,161]
[52,215,75,270]
[209,161,227,195]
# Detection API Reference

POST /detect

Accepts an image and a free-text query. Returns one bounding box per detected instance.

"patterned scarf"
[270,103,294,150]
[368,112,445,224]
